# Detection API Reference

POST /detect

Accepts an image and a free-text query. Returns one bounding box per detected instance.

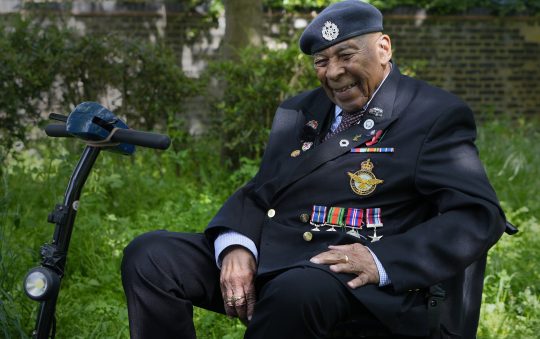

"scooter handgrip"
[111,129,171,150]
[45,124,72,138]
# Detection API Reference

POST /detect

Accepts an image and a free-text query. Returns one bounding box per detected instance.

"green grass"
[1,116,538,338]
[476,116,540,338]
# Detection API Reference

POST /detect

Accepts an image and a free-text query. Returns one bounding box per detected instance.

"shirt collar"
[334,62,393,118]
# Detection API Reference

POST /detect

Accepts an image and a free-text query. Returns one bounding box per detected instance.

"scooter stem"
[33,146,101,339]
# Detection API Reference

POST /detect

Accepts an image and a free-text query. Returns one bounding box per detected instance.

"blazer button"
[267,209,276,218]
[303,231,313,241]
[299,213,309,223]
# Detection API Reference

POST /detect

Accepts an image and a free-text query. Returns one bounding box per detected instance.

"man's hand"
[220,246,257,324]
[310,243,380,288]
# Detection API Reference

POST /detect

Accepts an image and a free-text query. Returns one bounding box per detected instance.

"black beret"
[299,0,383,55]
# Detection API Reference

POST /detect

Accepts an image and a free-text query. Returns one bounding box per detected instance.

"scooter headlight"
[24,267,59,301]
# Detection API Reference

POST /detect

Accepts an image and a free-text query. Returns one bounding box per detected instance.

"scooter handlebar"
[44,124,171,150]
[45,124,72,138]
[112,128,171,150]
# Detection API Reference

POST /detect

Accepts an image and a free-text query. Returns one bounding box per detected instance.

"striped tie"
[323,110,365,142]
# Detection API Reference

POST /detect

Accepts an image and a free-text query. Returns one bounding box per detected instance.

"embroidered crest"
[347,159,383,196]
[322,21,339,41]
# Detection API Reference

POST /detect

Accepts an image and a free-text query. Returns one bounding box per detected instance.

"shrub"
[205,44,319,167]
[0,15,199,170]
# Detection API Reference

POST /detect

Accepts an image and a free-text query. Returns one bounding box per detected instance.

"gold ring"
[343,255,349,263]
[226,296,245,303]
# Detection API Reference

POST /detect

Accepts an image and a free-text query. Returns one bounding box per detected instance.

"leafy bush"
[0,15,199,169]
[205,44,319,167]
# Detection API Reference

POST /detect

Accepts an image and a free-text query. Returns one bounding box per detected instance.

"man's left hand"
[310,243,380,288]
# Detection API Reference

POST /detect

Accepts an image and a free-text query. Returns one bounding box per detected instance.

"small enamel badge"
[290,150,301,157]
[347,159,383,196]
[363,119,375,130]
[322,21,339,41]
[306,120,318,130]
[339,139,349,147]
[302,142,313,151]
[368,107,384,117]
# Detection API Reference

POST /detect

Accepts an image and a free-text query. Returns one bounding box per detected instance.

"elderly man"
[121,1,506,338]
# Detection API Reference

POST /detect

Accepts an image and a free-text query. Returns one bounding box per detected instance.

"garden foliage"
[0,7,539,339]
[264,0,540,15]
[1,116,538,338]
[0,15,199,168]
[205,44,319,165]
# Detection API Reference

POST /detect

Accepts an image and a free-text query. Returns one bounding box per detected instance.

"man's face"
[313,33,392,113]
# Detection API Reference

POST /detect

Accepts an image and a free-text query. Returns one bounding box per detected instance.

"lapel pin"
[306,120,318,130]
[302,141,313,151]
[365,130,384,146]
[352,134,362,141]
[368,107,383,117]
[339,139,350,147]
[363,119,375,130]
[290,150,301,157]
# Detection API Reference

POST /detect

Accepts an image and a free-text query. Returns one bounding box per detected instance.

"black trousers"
[121,230,416,339]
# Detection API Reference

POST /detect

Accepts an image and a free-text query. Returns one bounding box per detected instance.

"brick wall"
[383,14,540,116]
[2,7,539,117]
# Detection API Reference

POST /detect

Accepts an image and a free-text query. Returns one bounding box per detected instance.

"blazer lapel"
[299,88,334,143]
[275,65,403,193]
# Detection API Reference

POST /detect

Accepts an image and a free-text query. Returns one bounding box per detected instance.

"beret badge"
[321,21,339,41]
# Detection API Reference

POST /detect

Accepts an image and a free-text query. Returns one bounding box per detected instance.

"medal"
[325,207,345,231]
[310,205,327,231]
[366,208,383,242]
[345,208,363,238]
[347,159,383,196]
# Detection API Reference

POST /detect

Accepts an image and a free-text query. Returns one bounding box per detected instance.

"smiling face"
[313,33,392,113]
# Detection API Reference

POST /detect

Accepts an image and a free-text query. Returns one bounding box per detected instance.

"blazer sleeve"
[369,103,506,293]
[204,176,266,248]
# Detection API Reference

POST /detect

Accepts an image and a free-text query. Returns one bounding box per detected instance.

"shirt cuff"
[214,230,258,269]
[366,247,391,287]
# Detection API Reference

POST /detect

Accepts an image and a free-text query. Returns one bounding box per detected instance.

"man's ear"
[377,34,392,65]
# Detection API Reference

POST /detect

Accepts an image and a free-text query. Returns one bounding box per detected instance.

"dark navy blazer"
[206,65,506,337]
